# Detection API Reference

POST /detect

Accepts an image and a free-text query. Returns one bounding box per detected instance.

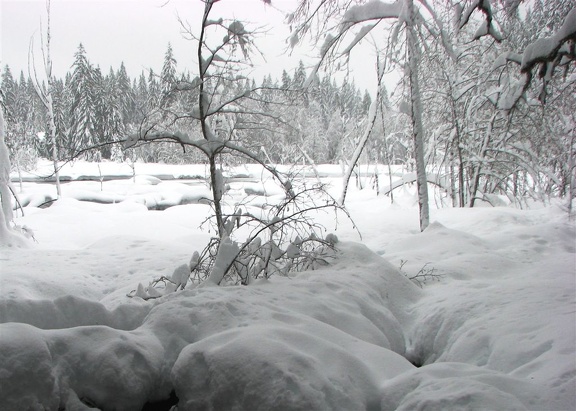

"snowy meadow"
[1,161,574,410]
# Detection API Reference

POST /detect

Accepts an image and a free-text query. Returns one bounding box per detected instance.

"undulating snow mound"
[0,242,418,409]
[380,362,544,411]
[385,207,576,411]
[2,167,574,410]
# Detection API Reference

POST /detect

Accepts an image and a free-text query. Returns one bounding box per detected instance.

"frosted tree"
[160,43,178,109]
[129,0,296,237]
[0,107,27,247]
[28,0,61,197]
[116,62,135,127]
[127,0,349,292]
[462,2,575,110]
[289,0,444,230]
[2,70,39,192]
[68,43,97,158]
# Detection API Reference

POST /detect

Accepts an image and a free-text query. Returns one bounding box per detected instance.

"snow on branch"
[342,0,402,23]
[520,7,576,75]
[304,0,402,87]
[491,51,522,69]
[459,0,503,42]
[493,7,576,110]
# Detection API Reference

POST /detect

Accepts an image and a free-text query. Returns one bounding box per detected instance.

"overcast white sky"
[1,0,381,92]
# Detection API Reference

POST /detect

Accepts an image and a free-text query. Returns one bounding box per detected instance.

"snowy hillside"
[1,162,574,410]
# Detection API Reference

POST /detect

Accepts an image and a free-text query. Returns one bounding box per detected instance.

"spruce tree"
[68,43,97,158]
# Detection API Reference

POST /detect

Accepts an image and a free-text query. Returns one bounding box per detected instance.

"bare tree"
[125,1,353,292]
[29,0,61,197]
[289,0,451,230]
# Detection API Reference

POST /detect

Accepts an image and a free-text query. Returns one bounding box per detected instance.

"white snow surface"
[1,162,575,410]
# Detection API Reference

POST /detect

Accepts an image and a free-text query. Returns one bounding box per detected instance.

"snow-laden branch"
[458,0,503,42]
[520,7,576,75]
[490,7,575,110]
[341,0,403,23]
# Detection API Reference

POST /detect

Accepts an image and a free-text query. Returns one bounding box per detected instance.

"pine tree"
[1,66,16,123]
[116,62,134,126]
[281,69,292,89]
[148,69,161,110]
[160,43,178,108]
[68,43,97,158]
[293,60,307,88]
[134,71,149,122]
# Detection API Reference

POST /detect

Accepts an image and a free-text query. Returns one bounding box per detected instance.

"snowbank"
[1,164,574,409]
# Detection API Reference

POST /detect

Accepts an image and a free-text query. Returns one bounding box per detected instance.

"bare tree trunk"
[198,1,225,238]
[340,61,384,205]
[407,0,429,231]
[469,113,496,207]
[379,97,394,204]
[29,0,61,197]
[47,91,61,197]
[568,132,575,218]
[0,108,14,229]
[45,0,60,198]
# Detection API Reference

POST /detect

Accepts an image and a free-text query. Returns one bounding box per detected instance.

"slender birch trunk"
[340,61,384,205]
[407,0,429,231]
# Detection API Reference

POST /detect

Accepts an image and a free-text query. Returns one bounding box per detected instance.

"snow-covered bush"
[129,180,345,299]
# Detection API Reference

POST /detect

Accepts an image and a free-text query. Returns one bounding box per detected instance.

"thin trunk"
[469,113,497,207]
[339,93,379,205]
[0,108,14,228]
[379,99,394,204]
[28,0,60,197]
[47,91,61,197]
[340,66,383,205]
[407,0,429,231]
[209,156,225,236]
[16,162,23,193]
[45,0,61,197]
[448,143,457,207]
[568,132,576,217]
[198,1,225,238]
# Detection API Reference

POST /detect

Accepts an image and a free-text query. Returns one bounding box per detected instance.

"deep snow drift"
[1,161,574,410]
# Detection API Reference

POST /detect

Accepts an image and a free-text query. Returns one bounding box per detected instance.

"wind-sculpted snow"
[1,165,574,410]
[0,243,417,409]
[1,238,566,410]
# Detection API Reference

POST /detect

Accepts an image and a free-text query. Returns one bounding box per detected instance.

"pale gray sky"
[1,0,380,91]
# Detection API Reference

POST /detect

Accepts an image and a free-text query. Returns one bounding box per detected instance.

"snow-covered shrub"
[129,181,346,299]
[195,180,344,285]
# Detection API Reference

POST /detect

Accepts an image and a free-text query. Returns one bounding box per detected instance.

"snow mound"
[0,242,418,409]
[380,362,544,411]
[172,325,383,410]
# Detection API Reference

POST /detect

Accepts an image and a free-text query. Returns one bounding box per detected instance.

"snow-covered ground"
[1,161,575,410]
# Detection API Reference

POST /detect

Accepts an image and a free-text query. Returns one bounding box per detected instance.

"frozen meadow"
[1,161,575,410]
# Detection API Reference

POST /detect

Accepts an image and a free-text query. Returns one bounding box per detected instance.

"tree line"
[1,0,574,218]
[1,43,373,168]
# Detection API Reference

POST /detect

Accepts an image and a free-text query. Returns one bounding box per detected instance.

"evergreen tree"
[68,43,97,158]
[361,90,372,116]
[281,69,291,89]
[116,62,134,126]
[134,71,149,123]
[293,60,307,88]
[148,69,161,109]
[160,43,177,107]
[1,66,16,123]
